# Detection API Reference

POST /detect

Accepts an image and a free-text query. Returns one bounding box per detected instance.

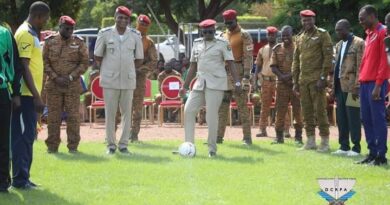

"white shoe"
[331,149,349,155]
[347,150,360,157]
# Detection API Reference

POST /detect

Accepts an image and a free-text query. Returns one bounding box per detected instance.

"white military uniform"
[94,26,144,150]
[185,36,234,153]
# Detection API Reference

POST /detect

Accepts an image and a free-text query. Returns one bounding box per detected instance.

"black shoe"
[68,149,78,154]
[119,148,131,155]
[271,140,284,145]
[216,136,224,144]
[106,148,116,155]
[28,181,40,188]
[369,157,388,166]
[242,138,252,145]
[12,183,37,190]
[47,149,58,154]
[208,152,216,158]
[355,155,375,164]
[294,139,304,146]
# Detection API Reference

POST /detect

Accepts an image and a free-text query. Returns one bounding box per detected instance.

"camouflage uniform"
[256,44,276,133]
[292,27,333,150]
[130,34,157,141]
[43,33,89,151]
[271,42,303,142]
[218,25,253,143]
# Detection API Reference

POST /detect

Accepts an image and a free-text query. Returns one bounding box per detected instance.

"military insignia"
[317,178,356,205]
[311,37,319,40]
[227,45,232,51]
[70,42,79,49]
[246,45,253,51]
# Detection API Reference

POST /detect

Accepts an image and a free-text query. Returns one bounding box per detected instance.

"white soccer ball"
[178,142,196,157]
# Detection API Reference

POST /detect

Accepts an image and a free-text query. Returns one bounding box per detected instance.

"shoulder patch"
[317,28,326,32]
[130,28,141,35]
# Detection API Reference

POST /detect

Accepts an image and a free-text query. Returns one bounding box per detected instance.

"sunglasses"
[202,30,215,34]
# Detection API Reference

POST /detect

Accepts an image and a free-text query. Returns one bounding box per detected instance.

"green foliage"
[101,17,115,28]
[0,140,389,204]
[271,0,390,39]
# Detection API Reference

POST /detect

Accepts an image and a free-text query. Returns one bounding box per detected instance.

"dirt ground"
[36,122,390,142]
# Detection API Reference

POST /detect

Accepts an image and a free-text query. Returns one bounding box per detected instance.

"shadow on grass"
[2,188,81,205]
[197,155,264,164]
[131,142,177,151]
[53,152,109,163]
[226,143,284,155]
[115,152,172,163]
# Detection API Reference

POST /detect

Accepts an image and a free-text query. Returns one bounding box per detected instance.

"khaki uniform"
[292,27,333,139]
[43,33,89,151]
[271,43,303,134]
[185,37,234,153]
[131,35,157,139]
[94,26,144,150]
[218,26,253,140]
[256,44,276,130]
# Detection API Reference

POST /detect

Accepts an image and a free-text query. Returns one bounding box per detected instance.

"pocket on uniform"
[128,73,135,79]
[103,71,115,78]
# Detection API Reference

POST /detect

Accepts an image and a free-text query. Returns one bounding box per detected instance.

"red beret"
[266,26,278,34]
[138,14,151,25]
[59,16,76,26]
[199,19,216,28]
[222,9,237,20]
[116,6,131,17]
[300,10,316,17]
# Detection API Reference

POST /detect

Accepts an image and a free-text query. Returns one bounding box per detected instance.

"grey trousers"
[103,88,133,150]
[184,88,224,153]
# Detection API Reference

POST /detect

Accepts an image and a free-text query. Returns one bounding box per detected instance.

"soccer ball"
[178,142,196,157]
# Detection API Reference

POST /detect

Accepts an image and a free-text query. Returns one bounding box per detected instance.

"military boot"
[216,136,224,144]
[284,128,291,138]
[299,136,317,150]
[130,132,139,143]
[271,130,284,144]
[242,136,252,145]
[256,129,267,137]
[294,129,303,146]
[317,137,330,152]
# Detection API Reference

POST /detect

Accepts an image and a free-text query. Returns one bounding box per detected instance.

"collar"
[26,21,39,37]
[303,26,317,35]
[365,22,382,35]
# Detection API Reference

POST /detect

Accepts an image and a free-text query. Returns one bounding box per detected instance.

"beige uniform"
[94,26,144,150]
[185,37,234,153]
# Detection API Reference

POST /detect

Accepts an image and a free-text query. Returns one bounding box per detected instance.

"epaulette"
[240,29,251,39]
[272,43,282,51]
[44,33,55,41]
[130,28,141,36]
[74,35,84,41]
[215,36,228,42]
[100,27,113,33]
[194,37,203,42]
[317,28,326,32]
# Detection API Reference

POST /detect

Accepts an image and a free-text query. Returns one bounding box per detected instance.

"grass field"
[1,139,389,205]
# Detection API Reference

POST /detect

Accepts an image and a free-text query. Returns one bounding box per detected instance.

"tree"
[0,0,82,32]
[271,0,390,38]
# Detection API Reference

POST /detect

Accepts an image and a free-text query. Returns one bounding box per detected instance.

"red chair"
[158,75,184,127]
[229,85,255,127]
[143,79,154,124]
[87,76,105,127]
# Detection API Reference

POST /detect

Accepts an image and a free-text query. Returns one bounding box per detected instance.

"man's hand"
[352,94,359,101]
[293,85,300,97]
[33,95,45,113]
[54,76,70,87]
[12,96,21,110]
[372,85,381,100]
[315,79,326,91]
[179,87,187,98]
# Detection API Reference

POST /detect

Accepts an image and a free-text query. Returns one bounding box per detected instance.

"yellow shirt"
[14,22,44,96]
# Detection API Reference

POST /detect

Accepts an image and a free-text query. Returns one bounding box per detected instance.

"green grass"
[1,139,389,205]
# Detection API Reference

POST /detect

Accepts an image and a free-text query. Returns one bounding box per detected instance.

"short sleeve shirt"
[14,22,44,96]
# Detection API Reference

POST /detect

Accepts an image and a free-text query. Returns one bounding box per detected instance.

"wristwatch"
[320,76,325,80]
[235,82,241,87]
[69,75,74,81]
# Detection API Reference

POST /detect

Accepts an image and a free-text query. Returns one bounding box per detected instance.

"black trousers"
[335,87,361,153]
[0,88,11,189]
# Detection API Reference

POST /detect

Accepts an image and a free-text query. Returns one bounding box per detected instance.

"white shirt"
[338,40,348,78]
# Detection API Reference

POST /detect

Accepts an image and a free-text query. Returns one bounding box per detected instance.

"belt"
[234,60,242,63]
[262,75,276,81]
